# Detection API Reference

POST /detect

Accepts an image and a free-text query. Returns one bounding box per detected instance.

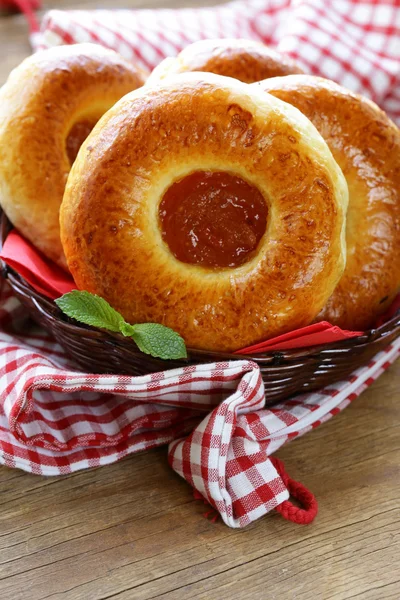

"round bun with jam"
[147,38,303,85]
[0,43,147,269]
[61,73,348,352]
[257,75,400,330]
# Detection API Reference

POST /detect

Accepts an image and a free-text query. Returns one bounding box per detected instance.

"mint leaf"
[119,321,136,337]
[131,323,187,360]
[55,290,124,332]
[55,291,187,360]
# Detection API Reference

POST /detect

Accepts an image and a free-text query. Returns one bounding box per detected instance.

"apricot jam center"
[159,171,268,268]
[66,119,96,164]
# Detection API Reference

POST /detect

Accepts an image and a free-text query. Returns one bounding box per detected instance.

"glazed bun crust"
[258,75,400,330]
[0,43,147,269]
[148,39,303,85]
[61,73,348,352]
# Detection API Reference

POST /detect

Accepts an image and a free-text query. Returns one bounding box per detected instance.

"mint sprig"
[55,290,124,332]
[55,290,187,360]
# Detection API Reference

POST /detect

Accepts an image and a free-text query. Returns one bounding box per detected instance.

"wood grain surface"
[0,2,399,599]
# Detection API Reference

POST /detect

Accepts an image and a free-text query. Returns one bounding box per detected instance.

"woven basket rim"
[1,209,399,361]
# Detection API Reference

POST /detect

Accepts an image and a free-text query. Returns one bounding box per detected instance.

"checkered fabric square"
[33,0,400,126]
[1,281,399,527]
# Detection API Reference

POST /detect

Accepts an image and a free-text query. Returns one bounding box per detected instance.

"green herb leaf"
[131,323,187,360]
[119,321,136,337]
[55,290,125,333]
[55,290,187,360]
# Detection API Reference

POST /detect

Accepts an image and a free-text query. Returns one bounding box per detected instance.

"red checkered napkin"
[34,0,400,126]
[1,281,399,527]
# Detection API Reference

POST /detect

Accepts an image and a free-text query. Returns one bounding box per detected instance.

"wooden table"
[0,2,399,599]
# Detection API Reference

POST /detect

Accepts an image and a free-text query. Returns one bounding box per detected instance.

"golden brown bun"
[148,39,303,85]
[257,75,400,330]
[61,73,348,352]
[0,43,147,269]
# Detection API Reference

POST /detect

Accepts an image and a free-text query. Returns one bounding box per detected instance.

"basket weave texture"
[1,210,399,405]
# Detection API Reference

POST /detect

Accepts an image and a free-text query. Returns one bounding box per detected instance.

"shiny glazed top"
[159,171,268,268]
[258,75,400,330]
[148,38,303,84]
[0,43,147,270]
[61,73,348,352]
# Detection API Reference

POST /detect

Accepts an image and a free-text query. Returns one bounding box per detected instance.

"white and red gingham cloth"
[1,279,399,527]
[32,0,400,126]
[1,0,400,527]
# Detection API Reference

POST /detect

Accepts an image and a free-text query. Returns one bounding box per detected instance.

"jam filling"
[159,171,268,268]
[66,119,96,164]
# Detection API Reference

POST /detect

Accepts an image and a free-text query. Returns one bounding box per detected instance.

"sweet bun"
[61,73,348,352]
[0,43,147,269]
[257,75,400,330]
[148,38,303,85]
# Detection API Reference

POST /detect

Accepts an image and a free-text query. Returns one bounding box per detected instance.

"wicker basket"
[1,209,399,405]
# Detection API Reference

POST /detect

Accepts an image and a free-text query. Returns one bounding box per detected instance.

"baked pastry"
[0,43,147,269]
[257,75,400,330]
[148,38,303,85]
[61,72,348,352]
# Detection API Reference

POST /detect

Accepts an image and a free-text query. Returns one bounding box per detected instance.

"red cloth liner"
[0,230,75,298]
[1,229,363,352]
[236,321,362,353]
